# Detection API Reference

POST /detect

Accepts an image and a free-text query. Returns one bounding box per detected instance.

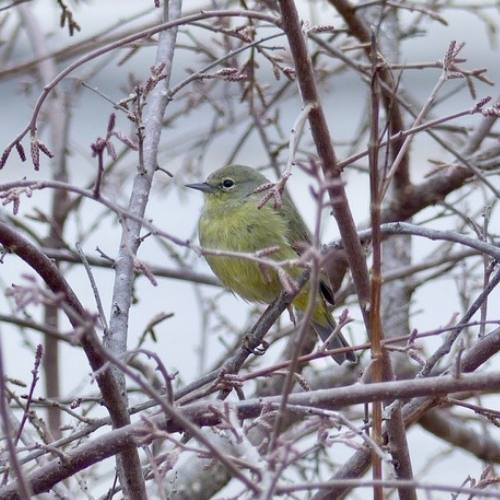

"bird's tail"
[312,320,356,365]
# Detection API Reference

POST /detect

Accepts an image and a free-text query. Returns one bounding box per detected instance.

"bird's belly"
[200,204,297,303]
[206,254,281,303]
[198,203,334,331]
[199,203,295,303]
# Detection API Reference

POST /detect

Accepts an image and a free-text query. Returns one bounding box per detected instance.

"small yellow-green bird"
[186,164,355,364]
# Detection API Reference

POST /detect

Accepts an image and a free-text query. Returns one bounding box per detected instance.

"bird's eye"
[222,178,235,189]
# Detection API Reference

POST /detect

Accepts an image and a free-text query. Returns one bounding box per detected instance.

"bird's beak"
[185,182,215,193]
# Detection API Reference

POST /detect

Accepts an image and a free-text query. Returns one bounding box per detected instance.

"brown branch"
[0,342,32,498]
[39,247,220,286]
[17,3,73,440]
[277,0,371,324]
[421,267,500,376]
[420,409,500,463]
[2,370,500,497]
[367,33,415,500]
[282,478,500,497]
[462,327,500,372]
[334,222,500,261]
[368,38,385,499]
[328,0,410,190]
[0,314,69,343]
[0,0,32,12]
[313,326,500,498]
[0,222,145,499]
[88,333,260,495]
[0,9,280,168]
[309,26,498,222]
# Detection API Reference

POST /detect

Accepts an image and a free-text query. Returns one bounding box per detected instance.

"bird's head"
[185,165,269,207]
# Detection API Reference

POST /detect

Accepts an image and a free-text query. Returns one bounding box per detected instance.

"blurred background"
[1,0,499,497]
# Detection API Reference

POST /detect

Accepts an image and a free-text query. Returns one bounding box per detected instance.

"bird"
[186,164,355,364]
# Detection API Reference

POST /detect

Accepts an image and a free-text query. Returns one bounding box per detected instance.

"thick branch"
[1,370,500,498]
[278,0,371,322]
[0,222,144,498]
[106,0,181,367]
[313,326,500,498]
[420,409,500,462]
[335,222,500,261]
[105,2,182,494]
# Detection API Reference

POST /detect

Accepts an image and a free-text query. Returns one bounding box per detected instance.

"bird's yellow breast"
[199,199,295,303]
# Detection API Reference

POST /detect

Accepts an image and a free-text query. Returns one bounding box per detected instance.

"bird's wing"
[280,193,336,305]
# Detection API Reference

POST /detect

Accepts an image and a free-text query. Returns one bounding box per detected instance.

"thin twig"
[76,242,109,332]
[0,337,33,498]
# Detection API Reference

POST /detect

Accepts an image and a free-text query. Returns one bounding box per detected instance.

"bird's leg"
[242,336,269,356]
